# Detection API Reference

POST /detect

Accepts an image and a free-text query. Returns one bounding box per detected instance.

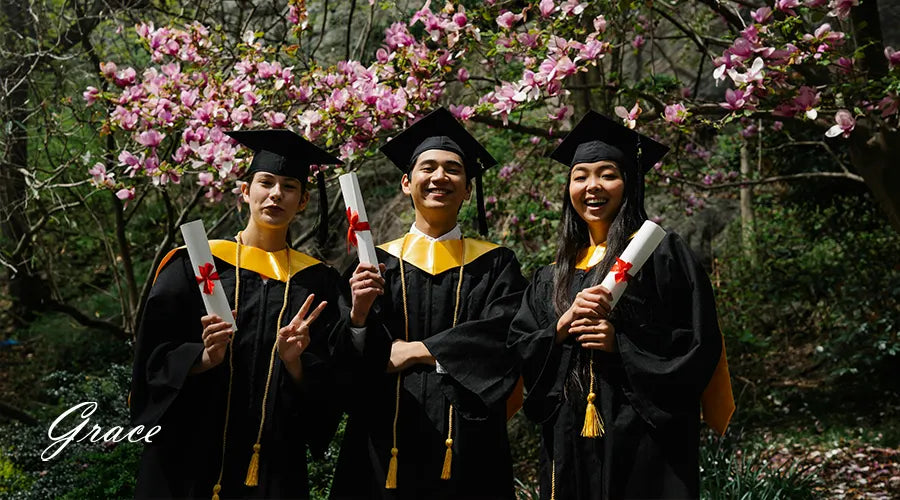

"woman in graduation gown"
[507,111,734,499]
[329,108,527,500]
[130,129,345,499]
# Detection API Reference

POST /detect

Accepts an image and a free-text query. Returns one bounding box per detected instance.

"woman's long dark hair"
[553,159,648,396]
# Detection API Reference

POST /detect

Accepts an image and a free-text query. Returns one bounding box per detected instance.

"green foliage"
[700,431,820,499]
[716,196,900,386]
[0,364,140,499]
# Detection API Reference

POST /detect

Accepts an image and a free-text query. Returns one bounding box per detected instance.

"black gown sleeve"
[130,251,208,428]
[421,249,528,412]
[614,232,722,429]
[507,265,576,424]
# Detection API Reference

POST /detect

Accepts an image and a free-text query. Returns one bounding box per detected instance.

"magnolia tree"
[76,0,899,331]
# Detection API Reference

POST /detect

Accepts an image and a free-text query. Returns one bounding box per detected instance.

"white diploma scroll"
[339,172,379,268]
[599,220,667,308]
[180,219,236,330]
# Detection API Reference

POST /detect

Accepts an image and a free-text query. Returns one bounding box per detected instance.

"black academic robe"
[130,241,342,499]
[508,232,722,500]
[330,236,527,500]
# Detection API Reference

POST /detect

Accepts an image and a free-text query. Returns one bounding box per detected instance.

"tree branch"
[43,298,128,340]
[470,115,551,138]
[664,171,864,192]
[695,0,744,30]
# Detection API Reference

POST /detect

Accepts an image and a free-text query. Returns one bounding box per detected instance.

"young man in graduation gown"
[329,108,528,500]
[507,111,735,499]
[130,129,345,499]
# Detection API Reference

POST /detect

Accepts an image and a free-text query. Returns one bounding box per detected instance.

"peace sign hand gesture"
[277,294,328,383]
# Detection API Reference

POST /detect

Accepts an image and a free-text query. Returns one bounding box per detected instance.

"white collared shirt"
[349,224,461,373]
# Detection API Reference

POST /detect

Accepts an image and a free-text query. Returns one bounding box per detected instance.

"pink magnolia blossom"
[795,86,821,119]
[559,0,586,17]
[548,105,573,121]
[631,35,646,50]
[88,163,110,185]
[100,61,117,79]
[116,187,135,201]
[457,68,469,83]
[751,7,773,23]
[496,11,522,29]
[775,0,800,16]
[828,0,858,20]
[257,61,282,79]
[452,11,467,28]
[663,103,688,124]
[877,94,899,117]
[578,39,607,61]
[136,130,165,148]
[83,87,100,105]
[264,111,287,128]
[885,47,900,69]
[197,171,214,186]
[835,56,854,73]
[593,15,607,33]
[449,104,475,121]
[719,88,747,110]
[825,109,855,138]
[113,67,136,87]
[614,102,642,129]
[230,105,252,125]
[539,0,555,18]
[728,57,765,86]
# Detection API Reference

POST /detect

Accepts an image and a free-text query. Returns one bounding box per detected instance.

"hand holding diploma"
[557,220,667,351]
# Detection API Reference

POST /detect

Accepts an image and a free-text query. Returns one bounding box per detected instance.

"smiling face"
[241,171,309,230]
[568,160,625,233]
[401,149,472,217]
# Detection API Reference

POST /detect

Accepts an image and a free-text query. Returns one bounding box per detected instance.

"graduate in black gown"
[330,108,527,500]
[507,111,735,499]
[130,129,345,499]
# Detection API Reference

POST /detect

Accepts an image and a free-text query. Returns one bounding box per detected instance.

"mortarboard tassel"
[581,353,605,438]
[475,174,487,236]
[385,447,399,488]
[244,443,261,486]
[440,405,454,480]
[211,483,221,500]
[315,170,328,248]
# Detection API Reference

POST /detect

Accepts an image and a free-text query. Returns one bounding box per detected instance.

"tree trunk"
[740,143,757,267]
[0,0,48,327]
[849,125,900,233]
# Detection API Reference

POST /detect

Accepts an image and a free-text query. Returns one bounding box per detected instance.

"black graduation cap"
[549,110,669,174]
[379,108,497,235]
[225,129,343,247]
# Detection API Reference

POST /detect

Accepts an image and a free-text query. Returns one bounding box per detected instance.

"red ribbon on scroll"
[195,262,220,295]
[611,258,633,283]
[346,207,371,253]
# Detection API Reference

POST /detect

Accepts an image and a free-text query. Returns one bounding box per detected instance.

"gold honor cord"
[550,459,556,500]
[211,232,292,499]
[386,235,465,489]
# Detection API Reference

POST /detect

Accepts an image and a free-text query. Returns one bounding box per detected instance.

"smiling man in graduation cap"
[508,110,735,499]
[131,129,346,499]
[329,108,528,499]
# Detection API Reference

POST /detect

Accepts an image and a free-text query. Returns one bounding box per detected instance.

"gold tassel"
[440,438,453,480]
[244,443,261,487]
[581,392,604,438]
[211,483,221,500]
[581,354,605,438]
[385,447,399,489]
